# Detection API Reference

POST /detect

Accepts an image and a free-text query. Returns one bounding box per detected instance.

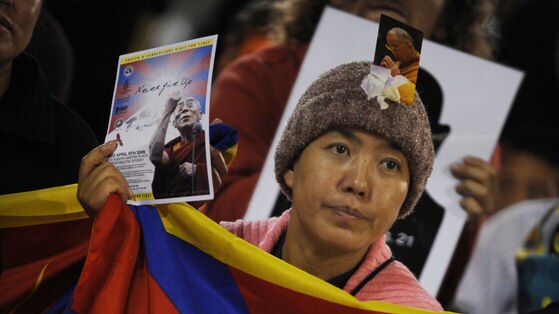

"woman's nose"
[342,158,372,199]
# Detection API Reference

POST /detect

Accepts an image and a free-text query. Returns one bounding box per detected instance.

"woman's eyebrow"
[336,128,404,154]
[387,140,403,152]
[335,128,362,144]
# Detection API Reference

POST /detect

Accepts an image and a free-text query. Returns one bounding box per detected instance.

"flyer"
[105,35,218,205]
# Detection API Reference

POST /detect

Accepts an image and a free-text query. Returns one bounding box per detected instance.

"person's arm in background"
[436,152,499,307]
[451,213,515,314]
[204,46,304,222]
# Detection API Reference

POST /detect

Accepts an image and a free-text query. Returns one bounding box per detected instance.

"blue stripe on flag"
[45,285,76,314]
[132,205,249,313]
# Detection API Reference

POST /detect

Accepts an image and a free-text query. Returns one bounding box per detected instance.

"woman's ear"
[283,169,294,188]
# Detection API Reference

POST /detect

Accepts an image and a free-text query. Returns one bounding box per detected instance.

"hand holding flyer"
[105,35,218,205]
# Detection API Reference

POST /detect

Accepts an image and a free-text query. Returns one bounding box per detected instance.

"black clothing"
[0,53,98,194]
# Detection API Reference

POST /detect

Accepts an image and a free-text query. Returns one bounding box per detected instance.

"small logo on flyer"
[124,66,134,77]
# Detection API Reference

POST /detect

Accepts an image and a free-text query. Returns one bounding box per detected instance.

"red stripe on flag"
[125,266,179,314]
[0,220,90,313]
[71,194,140,312]
[229,267,387,314]
[70,194,178,313]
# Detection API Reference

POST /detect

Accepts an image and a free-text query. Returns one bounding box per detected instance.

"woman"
[78,61,442,310]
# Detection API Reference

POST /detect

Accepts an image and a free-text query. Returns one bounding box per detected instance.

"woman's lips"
[327,205,368,220]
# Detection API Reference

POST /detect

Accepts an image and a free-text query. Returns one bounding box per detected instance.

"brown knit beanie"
[274,61,434,218]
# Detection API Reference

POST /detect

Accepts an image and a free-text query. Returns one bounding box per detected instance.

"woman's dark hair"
[269,0,495,58]
[430,0,495,59]
[268,0,329,46]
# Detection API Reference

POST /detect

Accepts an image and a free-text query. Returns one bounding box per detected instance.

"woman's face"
[284,128,410,254]
[0,0,42,65]
[331,0,445,37]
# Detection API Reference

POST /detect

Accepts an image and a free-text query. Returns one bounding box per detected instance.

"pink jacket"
[221,210,443,311]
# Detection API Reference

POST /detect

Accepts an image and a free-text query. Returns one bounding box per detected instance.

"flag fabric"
[0,185,92,314]
[209,123,238,166]
[1,187,454,314]
[67,192,452,313]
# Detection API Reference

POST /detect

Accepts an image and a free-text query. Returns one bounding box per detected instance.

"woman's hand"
[77,119,231,214]
[77,141,132,218]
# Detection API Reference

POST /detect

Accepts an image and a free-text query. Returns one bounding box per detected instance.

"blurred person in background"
[215,0,277,74]
[204,0,495,223]
[0,0,97,195]
[438,0,559,307]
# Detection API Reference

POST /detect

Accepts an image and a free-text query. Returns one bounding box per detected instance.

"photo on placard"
[373,14,423,86]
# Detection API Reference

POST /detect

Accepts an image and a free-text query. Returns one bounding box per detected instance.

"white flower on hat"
[360,64,409,110]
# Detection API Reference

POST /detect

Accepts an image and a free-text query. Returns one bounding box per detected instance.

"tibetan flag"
[36,190,448,313]
[2,186,453,313]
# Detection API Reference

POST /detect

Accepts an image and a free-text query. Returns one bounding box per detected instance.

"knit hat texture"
[274,61,434,218]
